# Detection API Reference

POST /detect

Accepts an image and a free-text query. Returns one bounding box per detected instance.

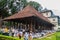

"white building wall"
[42,12,59,30]
[48,17,58,23]
[41,12,59,30]
[42,12,51,17]
[48,17,58,30]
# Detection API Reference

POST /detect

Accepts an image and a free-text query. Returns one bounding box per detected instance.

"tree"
[0,0,7,9]
[6,0,27,14]
[0,0,10,27]
[28,1,43,12]
[0,0,10,18]
[5,0,43,14]
[0,0,43,16]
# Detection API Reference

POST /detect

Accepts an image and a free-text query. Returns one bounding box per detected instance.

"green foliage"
[11,6,17,14]
[19,0,27,7]
[28,1,43,11]
[56,32,60,40]
[0,9,9,18]
[0,0,7,9]
[8,0,28,14]
[4,22,11,26]
[7,0,43,14]
[0,35,20,40]
[0,0,10,18]
[0,0,43,17]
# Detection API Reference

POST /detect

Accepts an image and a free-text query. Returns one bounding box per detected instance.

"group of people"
[12,29,33,40]
[0,27,55,40]
[0,27,33,40]
[18,31,33,40]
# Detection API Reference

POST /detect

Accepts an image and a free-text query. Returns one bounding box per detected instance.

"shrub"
[0,35,20,40]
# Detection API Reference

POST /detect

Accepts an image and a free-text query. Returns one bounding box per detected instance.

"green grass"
[33,33,56,40]
[0,32,60,40]
[56,32,60,36]
[56,32,60,40]
[0,35,20,40]
[36,32,60,40]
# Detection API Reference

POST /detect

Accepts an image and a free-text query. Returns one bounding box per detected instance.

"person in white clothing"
[24,32,29,40]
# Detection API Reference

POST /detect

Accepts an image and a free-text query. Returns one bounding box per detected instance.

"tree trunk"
[0,15,2,28]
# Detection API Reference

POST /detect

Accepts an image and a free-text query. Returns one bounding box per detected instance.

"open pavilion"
[3,5,54,32]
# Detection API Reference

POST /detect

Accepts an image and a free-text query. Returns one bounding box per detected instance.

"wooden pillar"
[26,22,28,30]
[16,22,18,29]
[11,21,13,27]
[20,23,22,29]
[43,23,45,30]
[28,24,29,31]
[11,21,14,28]
[24,21,27,30]
[19,23,21,29]
[38,23,41,30]
[0,15,2,28]
[13,21,15,28]
[29,20,32,32]
[33,20,35,33]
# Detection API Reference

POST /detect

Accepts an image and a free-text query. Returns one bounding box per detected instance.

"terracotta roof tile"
[4,5,50,22]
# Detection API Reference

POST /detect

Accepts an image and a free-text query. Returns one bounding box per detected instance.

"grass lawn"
[33,33,56,40]
[56,32,60,40]
[0,32,60,40]
[0,34,20,40]
[36,32,60,40]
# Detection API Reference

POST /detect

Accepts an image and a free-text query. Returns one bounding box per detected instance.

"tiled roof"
[3,5,50,22]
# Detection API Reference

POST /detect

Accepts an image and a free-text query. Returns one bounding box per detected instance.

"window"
[46,13,48,15]
[53,19,55,21]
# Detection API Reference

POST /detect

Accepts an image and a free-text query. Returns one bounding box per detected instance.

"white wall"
[48,17,58,23]
[42,12,51,17]
[41,11,59,30]
[48,17,58,30]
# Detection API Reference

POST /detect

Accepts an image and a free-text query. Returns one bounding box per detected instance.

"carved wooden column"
[29,18,33,32]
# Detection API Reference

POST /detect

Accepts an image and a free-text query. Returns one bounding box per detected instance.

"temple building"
[3,5,54,32]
